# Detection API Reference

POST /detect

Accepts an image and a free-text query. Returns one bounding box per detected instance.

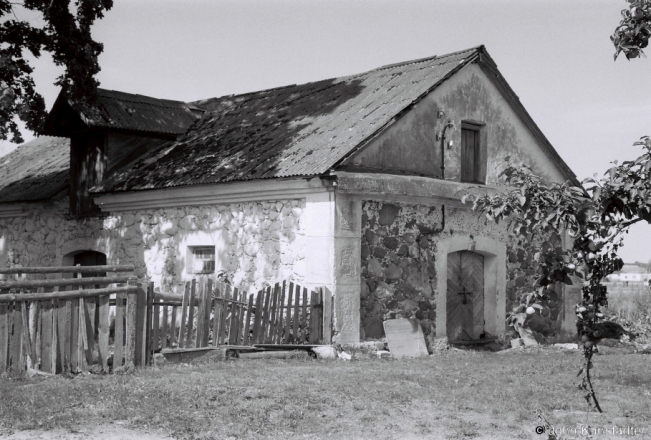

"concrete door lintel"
[435,235,506,337]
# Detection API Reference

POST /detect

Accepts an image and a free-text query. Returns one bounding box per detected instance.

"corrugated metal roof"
[93,46,481,193]
[0,136,69,203]
[64,88,204,135]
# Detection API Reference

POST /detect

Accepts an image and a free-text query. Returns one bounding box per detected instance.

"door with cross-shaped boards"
[446,251,484,341]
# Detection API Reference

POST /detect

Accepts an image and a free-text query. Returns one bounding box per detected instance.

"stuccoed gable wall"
[0,198,306,293]
[347,63,568,185]
[359,200,564,345]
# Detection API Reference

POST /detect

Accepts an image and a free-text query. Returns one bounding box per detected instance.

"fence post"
[11,302,23,371]
[40,298,53,373]
[309,290,317,344]
[98,292,110,372]
[134,281,148,367]
[113,292,124,369]
[145,282,154,366]
[0,302,8,372]
[185,279,197,349]
[153,296,160,353]
[179,282,190,348]
[321,287,333,344]
[201,279,212,347]
[125,279,138,368]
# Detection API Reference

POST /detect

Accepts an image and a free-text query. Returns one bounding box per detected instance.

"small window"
[187,246,215,274]
[461,124,484,184]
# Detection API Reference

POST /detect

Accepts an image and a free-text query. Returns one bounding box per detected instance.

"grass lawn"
[0,347,650,439]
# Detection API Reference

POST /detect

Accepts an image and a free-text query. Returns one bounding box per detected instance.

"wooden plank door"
[446,251,484,341]
[461,128,480,183]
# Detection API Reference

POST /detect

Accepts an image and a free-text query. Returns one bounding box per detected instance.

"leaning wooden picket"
[0,265,150,374]
[150,280,332,352]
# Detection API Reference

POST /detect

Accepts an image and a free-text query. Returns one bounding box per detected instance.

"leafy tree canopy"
[0,0,112,143]
[612,0,651,59]
[469,136,651,308]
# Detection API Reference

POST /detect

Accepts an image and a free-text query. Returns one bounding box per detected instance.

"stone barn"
[0,46,580,347]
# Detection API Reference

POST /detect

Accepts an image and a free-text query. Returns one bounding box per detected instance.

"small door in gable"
[446,251,484,341]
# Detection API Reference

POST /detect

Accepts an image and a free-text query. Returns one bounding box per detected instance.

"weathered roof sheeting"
[0,136,69,203]
[77,89,204,134]
[93,47,481,193]
[49,88,204,136]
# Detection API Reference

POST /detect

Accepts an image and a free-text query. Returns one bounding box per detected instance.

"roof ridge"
[194,45,485,106]
[97,88,197,109]
[372,45,484,72]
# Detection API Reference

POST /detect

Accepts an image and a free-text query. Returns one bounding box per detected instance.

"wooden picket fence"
[151,279,332,352]
[0,265,151,374]
[1,266,333,374]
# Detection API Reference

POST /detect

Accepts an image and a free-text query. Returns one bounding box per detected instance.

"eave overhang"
[92,178,333,212]
[332,171,508,208]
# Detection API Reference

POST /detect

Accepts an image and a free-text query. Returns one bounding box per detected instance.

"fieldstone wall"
[360,200,564,344]
[0,199,103,270]
[360,201,441,341]
[0,198,306,293]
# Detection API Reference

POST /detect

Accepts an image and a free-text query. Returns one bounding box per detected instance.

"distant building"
[606,264,651,284]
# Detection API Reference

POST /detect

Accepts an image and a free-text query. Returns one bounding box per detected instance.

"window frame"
[460,121,486,184]
[186,245,216,275]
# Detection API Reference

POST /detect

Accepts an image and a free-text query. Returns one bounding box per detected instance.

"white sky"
[2,0,650,262]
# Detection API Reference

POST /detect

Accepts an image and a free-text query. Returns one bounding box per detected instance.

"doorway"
[73,251,107,278]
[72,251,107,342]
[446,250,484,341]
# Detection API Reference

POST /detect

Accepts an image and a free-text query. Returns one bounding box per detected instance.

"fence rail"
[0,285,136,302]
[0,265,135,275]
[0,276,132,290]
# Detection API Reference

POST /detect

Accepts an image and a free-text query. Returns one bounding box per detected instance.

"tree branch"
[584,347,602,413]
[621,217,644,228]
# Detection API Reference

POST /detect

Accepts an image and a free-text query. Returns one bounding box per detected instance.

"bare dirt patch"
[1,347,649,439]
[4,425,170,439]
